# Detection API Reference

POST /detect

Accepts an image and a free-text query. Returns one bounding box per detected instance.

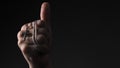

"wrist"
[29,63,51,68]
[29,61,51,68]
[28,54,51,68]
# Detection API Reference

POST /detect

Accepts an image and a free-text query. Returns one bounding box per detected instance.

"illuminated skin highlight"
[17,2,52,68]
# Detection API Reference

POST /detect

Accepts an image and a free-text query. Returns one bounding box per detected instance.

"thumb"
[40,2,50,22]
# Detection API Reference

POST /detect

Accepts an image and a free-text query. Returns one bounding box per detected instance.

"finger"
[18,36,33,46]
[17,31,26,40]
[27,23,33,29]
[21,24,28,31]
[40,2,50,22]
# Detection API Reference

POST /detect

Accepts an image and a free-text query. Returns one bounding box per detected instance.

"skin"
[17,2,52,68]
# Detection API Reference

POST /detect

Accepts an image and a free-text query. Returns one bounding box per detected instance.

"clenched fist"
[17,2,52,68]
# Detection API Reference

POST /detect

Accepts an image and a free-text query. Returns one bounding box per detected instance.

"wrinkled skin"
[17,2,52,68]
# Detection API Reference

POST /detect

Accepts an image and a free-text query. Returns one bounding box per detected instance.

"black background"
[3,0,120,68]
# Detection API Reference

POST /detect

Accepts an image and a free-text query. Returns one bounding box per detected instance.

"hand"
[17,2,52,68]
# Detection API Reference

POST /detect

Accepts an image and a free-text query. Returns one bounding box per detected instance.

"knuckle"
[17,31,20,38]
[17,31,25,38]
[21,24,27,31]
[17,39,24,46]
[28,23,33,29]
[17,31,22,39]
